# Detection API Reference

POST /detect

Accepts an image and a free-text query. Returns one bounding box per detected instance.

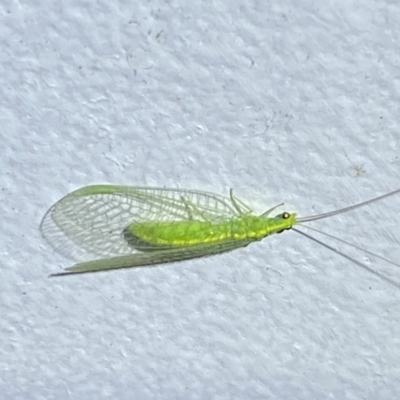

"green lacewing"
[40,185,400,278]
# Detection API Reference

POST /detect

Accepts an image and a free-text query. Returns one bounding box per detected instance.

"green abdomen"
[125,215,293,248]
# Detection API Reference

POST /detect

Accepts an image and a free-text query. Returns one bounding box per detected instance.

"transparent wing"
[50,238,254,276]
[40,185,241,261]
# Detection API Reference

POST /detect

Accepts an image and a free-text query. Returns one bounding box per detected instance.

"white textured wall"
[2,0,400,399]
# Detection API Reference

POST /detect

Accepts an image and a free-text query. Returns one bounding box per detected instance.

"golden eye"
[282,212,290,219]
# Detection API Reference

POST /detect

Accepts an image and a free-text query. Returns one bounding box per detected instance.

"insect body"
[40,185,400,277]
[125,212,295,247]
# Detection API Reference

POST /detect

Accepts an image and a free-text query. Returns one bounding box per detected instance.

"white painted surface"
[1,0,400,398]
